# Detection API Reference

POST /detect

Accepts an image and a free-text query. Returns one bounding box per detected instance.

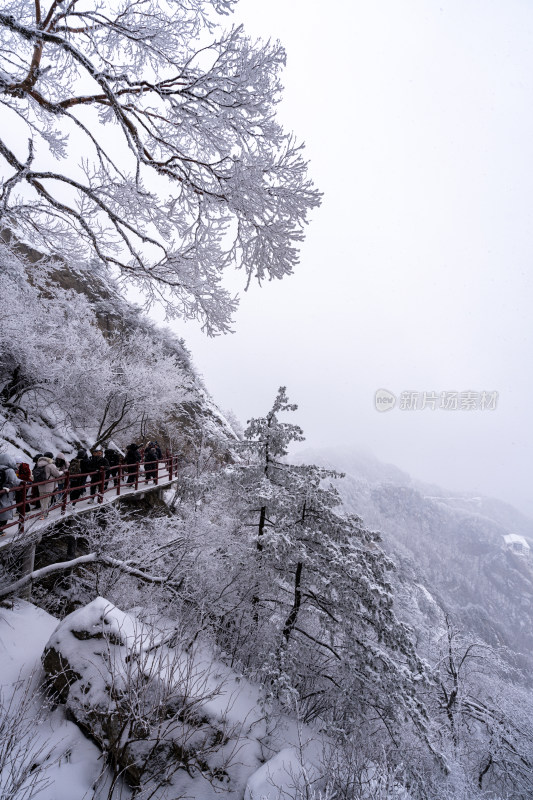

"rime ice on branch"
[0,0,321,333]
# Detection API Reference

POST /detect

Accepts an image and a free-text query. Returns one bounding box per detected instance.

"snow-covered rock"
[42,597,268,797]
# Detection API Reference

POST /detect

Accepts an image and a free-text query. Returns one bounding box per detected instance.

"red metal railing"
[0,453,179,537]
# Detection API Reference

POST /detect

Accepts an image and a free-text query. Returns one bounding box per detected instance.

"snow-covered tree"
[0,240,111,421]
[90,331,194,447]
[231,389,431,748]
[0,238,197,447]
[430,620,533,799]
[0,0,321,333]
[0,674,61,800]
[241,386,305,550]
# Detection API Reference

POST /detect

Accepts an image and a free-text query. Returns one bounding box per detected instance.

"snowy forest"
[1,1,533,799]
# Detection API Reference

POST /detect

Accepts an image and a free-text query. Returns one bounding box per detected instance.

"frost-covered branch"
[0,551,180,599]
[0,1,321,332]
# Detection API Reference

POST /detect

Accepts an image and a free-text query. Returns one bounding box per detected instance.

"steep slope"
[0,233,239,464]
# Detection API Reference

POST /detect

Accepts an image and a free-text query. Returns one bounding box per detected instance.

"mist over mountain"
[294,445,533,672]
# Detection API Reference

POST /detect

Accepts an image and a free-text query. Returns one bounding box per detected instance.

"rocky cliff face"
[0,231,239,464]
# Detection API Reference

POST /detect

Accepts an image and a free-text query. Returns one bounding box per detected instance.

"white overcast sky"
[168,0,533,517]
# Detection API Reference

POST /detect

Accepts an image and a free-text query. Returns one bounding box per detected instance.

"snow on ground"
[0,598,330,800]
[1,412,78,468]
[245,740,325,800]
[0,600,108,800]
[44,597,325,799]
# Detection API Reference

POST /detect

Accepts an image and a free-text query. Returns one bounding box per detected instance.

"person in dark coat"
[104,445,121,487]
[69,448,89,504]
[86,447,110,502]
[144,441,160,483]
[80,449,92,475]
[55,451,68,482]
[30,453,43,507]
[125,443,141,484]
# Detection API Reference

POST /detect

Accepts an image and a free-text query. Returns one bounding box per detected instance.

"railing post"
[116,463,122,496]
[168,452,173,481]
[61,471,70,515]
[135,461,139,491]
[18,482,27,535]
[155,459,159,486]
[98,467,105,503]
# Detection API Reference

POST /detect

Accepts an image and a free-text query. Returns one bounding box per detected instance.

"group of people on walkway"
[0,441,164,529]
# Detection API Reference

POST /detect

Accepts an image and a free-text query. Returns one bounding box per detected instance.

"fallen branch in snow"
[0,553,176,600]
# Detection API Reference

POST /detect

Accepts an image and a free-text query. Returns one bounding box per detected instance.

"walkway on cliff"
[0,457,179,550]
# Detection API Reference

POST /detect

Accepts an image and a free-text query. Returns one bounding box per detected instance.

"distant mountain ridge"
[294,445,533,539]
[293,445,533,676]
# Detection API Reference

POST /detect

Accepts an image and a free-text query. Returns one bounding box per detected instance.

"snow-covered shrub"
[0,674,59,800]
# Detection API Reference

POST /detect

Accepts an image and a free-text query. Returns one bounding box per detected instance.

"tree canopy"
[0,0,321,332]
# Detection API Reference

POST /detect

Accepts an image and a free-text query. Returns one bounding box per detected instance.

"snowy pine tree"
[233,388,430,749]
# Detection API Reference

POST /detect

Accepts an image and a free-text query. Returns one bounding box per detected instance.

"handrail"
[0,453,179,537]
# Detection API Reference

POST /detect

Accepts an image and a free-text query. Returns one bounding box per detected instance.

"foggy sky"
[169,0,533,517]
